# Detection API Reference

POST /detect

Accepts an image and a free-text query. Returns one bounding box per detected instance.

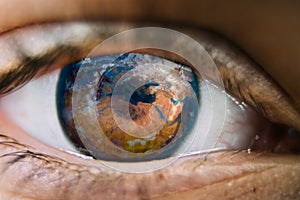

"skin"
[0,0,300,199]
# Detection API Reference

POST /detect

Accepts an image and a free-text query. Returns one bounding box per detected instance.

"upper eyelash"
[0,45,83,96]
[0,21,299,134]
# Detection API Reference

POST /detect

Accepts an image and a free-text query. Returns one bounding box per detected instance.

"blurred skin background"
[0,0,300,199]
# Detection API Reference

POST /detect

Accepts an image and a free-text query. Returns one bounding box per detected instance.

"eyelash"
[0,45,85,96]
[0,21,300,200]
[2,23,299,135]
[0,22,298,152]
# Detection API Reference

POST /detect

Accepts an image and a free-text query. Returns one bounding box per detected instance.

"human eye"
[0,1,300,200]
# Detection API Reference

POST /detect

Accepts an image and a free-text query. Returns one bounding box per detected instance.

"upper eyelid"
[0,22,125,95]
[0,21,299,131]
[0,45,85,95]
[1,0,299,111]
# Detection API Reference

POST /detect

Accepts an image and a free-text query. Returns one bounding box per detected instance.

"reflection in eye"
[56,52,275,162]
[2,50,300,164]
[0,22,299,157]
[58,53,199,161]
[0,22,300,199]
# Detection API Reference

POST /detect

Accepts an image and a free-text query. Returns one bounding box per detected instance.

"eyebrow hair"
[0,45,83,96]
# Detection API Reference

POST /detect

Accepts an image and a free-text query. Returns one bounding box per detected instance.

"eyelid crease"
[0,21,299,132]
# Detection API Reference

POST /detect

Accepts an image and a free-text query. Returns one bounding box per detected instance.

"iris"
[57,53,199,161]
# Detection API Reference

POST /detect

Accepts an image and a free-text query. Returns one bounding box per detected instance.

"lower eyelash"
[0,134,29,149]
[1,150,53,165]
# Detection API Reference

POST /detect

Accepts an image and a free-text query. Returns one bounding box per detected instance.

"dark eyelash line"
[0,134,68,176]
[0,19,298,198]
[0,22,132,97]
[0,133,263,182]
[0,134,18,141]
[1,150,53,165]
[0,23,299,140]
[0,141,28,149]
[0,133,50,163]
[0,44,83,96]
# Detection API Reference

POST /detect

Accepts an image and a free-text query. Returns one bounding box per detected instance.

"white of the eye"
[0,68,262,159]
[0,69,77,152]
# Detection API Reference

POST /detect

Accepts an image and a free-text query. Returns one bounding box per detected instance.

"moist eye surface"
[2,24,299,169]
[57,53,200,161]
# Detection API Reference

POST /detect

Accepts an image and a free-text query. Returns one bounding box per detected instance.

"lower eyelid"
[1,107,300,198]
[1,134,300,200]
[1,22,300,199]
[0,108,300,199]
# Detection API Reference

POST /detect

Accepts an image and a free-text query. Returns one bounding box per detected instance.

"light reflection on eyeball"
[0,52,271,164]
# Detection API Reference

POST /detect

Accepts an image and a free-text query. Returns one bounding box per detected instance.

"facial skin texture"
[0,0,300,199]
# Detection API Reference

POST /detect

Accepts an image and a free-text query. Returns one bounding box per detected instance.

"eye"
[60,53,201,162]
[1,21,300,198]
[0,51,265,164]
[1,23,299,164]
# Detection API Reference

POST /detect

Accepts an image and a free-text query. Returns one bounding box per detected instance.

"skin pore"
[0,0,300,199]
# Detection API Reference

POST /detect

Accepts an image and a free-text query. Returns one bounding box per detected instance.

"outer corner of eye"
[0,49,285,169]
